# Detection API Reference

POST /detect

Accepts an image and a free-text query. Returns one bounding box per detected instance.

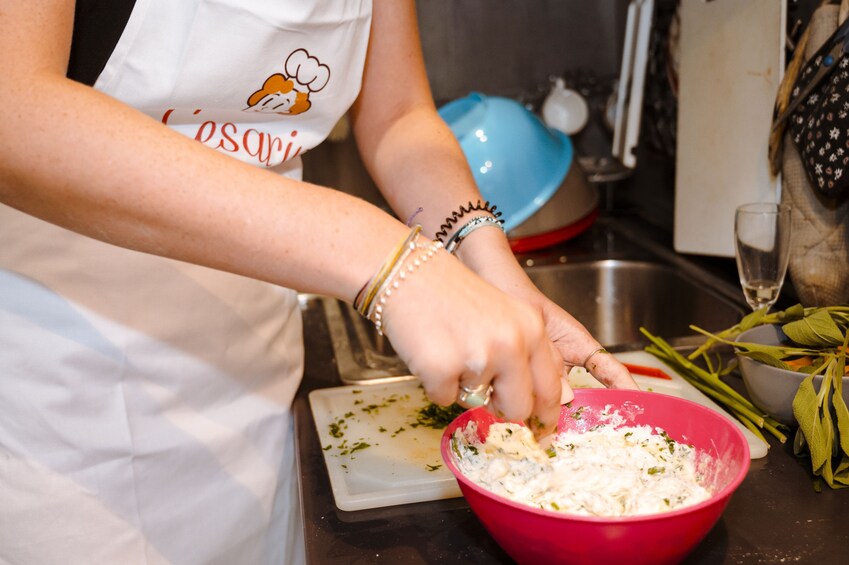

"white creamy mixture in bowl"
[439,389,751,565]
[451,411,712,517]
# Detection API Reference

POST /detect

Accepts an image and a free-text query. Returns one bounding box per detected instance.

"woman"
[0,0,636,562]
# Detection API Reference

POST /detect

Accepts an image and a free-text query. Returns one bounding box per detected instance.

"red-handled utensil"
[623,363,672,380]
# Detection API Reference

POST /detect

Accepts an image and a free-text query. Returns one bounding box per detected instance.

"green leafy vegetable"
[645,304,849,490]
[791,331,849,489]
[740,351,793,370]
[687,303,817,360]
[783,309,845,347]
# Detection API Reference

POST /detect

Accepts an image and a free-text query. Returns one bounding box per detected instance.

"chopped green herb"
[525,415,546,431]
[647,466,665,475]
[328,421,345,438]
[426,464,442,472]
[451,437,461,459]
[349,441,370,454]
[659,430,675,454]
[415,402,466,429]
[572,406,585,420]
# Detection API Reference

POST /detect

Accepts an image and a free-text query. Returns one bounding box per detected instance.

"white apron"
[0,1,372,563]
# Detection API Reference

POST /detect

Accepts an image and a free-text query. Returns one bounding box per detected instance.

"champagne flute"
[734,202,792,312]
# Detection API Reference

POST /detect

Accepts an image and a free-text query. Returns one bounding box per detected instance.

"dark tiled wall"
[418,0,628,103]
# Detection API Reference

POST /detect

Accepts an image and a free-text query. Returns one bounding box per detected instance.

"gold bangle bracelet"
[356,225,423,316]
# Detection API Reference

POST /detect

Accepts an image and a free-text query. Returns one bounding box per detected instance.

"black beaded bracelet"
[434,200,504,243]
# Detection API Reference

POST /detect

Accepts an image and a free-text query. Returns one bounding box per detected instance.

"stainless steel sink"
[321,257,746,384]
[525,259,744,347]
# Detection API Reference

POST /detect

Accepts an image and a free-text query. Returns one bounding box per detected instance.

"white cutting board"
[309,379,462,511]
[674,0,785,257]
[311,352,769,512]
[570,350,769,459]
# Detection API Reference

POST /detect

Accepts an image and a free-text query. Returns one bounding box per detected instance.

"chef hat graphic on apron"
[245,48,331,115]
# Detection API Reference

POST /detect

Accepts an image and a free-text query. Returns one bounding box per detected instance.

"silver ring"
[457,383,493,408]
[582,347,608,369]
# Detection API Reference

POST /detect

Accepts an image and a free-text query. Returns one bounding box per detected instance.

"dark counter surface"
[294,218,847,564]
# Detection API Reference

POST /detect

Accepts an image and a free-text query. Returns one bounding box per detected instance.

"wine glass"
[734,202,792,312]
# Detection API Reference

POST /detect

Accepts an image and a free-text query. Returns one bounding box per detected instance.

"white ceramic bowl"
[735,324,849,427]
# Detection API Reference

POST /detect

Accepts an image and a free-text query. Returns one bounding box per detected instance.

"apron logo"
[244,49,330,116]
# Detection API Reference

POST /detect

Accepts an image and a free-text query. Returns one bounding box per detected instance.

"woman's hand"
[453,227,639,397]
[379,249,563,439]
[349,1,635,438]
[534,291,640,390]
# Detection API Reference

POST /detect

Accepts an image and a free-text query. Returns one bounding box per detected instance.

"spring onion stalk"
[641,328,788,444]
[738,415,769,444]
[644,333,763,418]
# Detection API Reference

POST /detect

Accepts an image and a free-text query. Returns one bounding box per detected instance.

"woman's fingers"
[486,335,535,422]
[533,297,639,392]
[382,251,561,427]
[551,340,576,405]
[524,336,563,438]
[585,348,641,390]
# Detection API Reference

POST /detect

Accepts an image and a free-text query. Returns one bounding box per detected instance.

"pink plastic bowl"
[441,389,750,565]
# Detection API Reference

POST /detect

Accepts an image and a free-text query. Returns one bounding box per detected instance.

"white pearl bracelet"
[367,237,444,336]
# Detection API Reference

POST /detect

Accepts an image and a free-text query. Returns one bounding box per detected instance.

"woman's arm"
[0,0,566,434]
[0,0,406,302]
[352,0,638,392]
[350,0,484,239]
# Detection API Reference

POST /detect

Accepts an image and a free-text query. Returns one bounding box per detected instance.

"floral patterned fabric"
[788,17,849,200]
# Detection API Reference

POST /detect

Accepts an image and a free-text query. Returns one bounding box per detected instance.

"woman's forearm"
[0,74,407,302]
[353,105,489,237]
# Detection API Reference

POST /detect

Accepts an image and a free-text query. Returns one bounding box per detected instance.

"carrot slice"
[785,356,814,369]
[623,363,673,380]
